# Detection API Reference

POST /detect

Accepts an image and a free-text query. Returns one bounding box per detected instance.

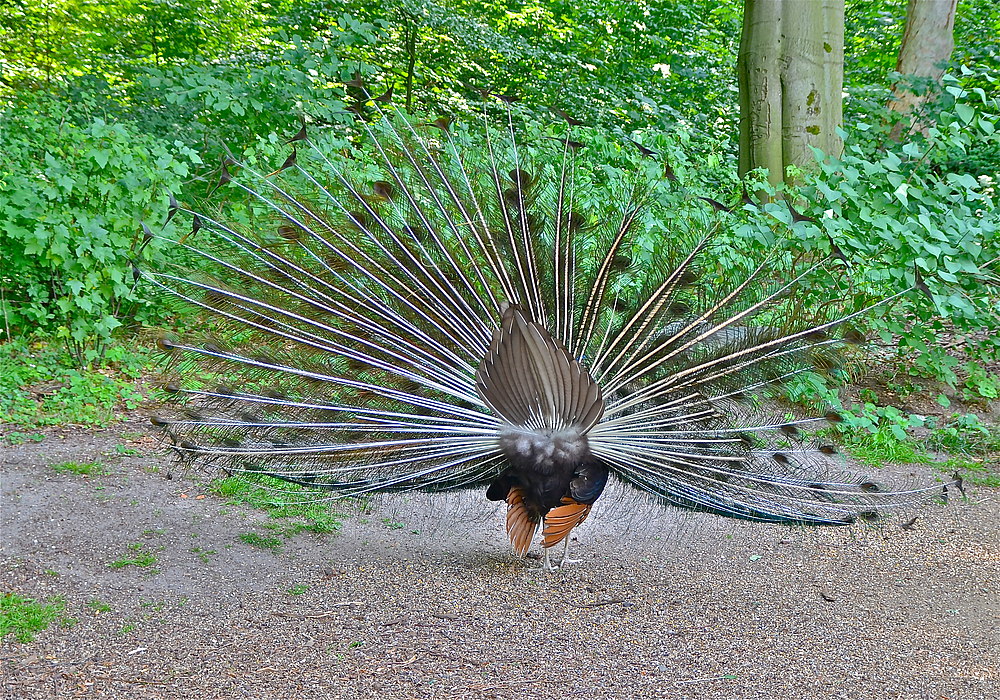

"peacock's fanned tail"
[145,94,957,528]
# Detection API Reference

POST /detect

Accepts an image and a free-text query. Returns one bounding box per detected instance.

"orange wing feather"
[505,486,539,556]
[542,497,591,549]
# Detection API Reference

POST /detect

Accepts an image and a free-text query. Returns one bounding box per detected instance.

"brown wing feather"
[505,486,539,556]
[541,497,592,548]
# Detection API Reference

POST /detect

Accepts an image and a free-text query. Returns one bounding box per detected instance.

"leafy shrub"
[927,413,1000,455]
[0,338,148,426]
[728,69,1000,394]
[0,97,200,360]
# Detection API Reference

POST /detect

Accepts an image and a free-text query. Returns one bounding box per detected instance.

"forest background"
[1,0,999,481]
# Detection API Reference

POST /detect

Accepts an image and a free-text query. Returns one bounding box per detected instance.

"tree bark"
[820,0,845,157]
[888,0,958,138]
[738,0,845,190]
[738,0,784,187]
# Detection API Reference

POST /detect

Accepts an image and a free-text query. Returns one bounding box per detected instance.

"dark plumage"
[144,94,955,570]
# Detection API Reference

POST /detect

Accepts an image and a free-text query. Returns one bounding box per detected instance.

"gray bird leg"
[558,537,580,567]
[543,546,557,572]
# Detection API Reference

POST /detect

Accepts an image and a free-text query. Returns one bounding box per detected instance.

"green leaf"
[954,103,975,124]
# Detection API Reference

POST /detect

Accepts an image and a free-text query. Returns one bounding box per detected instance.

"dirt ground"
[1,420,998,700]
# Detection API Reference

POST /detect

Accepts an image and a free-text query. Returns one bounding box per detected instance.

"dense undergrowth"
[0,338,148,430]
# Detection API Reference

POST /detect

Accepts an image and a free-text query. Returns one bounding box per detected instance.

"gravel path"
[2,423,998,699]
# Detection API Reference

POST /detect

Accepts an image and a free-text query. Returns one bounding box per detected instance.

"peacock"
[144,89,958,571]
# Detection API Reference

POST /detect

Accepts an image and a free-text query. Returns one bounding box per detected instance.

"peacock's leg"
[558,536,580,567]
[543,545,557,572]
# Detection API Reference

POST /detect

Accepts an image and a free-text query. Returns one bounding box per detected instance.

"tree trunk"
[738,0,845,191]
[888,0,958,139]
[738,0,783,187]
[820,0,845,157]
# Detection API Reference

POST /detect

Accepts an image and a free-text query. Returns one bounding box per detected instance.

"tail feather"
[146,94,956,532]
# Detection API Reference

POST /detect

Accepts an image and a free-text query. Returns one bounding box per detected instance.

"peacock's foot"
[543,550,555,572]
[542,548,564,572]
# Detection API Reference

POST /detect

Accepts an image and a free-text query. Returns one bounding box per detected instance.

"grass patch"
[834,413,999,489]
[51,460,107,476]
[287,584,309,596]
[210,476,344,538]
[382,518,405,530]
[931,457,1000,488]
[109,543,159,569]
[840,431,933,469]
[927,414,1000,456]
[0,593,65,643]
[190,547,216,563]
[239,533,282,551]
[0,338,149,427]
[87,599,111,613]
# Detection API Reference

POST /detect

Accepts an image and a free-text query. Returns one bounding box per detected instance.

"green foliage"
[828,72,999,384]
[825,400,935,469]
[961,363,1000,401]
[0,594,65,643]
[0,339,148,427]
[0,0,269,92]
[841,403,926,441]
[211,476,344,536]
[845,1,1000,97]
[844,1,907,89]
[729,67,1000,390]
[190,547,216,564]
[932,457,1000,488]
[0,1,107,91]
[814,404,998,485]
[130,23,380,149]
[2,431,45,446]
[103,0,268,67]
[86,599,111,613]
[1,0,998,462]
[3,1,996,367]
[288,0,743,139]
[0,99,199,359]
[839,426,932,469]
[238,532,283,551]
[927,413,1000,456]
